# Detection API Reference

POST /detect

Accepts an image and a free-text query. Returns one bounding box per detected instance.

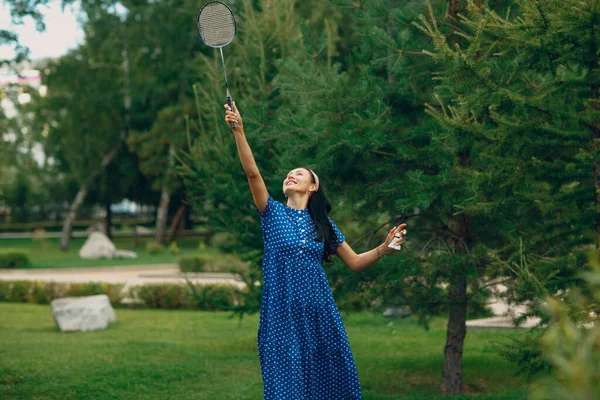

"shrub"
[210,232,232,248]
[68,282,126,305]
[179,253,248,273]
[0,279,241,312]
[129,282,240,310]
[30,281,48,304]
[167,241,180,255]
[0,280,10,301]
[179,254,211,272]
[43,281,71,302]
[145,241,165,254]
[6,280,32,302]
[200,284,237,311]
[0,280,125,305]
[131,283,187,309]
[0,252,31,269]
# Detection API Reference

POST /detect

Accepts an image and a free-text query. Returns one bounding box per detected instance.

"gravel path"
[0,264,245,290]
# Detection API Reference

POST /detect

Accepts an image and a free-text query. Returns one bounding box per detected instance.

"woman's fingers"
[224,103,242,127]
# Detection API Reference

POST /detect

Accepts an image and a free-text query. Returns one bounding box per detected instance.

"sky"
[0,0,84,61]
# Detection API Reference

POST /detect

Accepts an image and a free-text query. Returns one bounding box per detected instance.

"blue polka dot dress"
[255,194,362,400]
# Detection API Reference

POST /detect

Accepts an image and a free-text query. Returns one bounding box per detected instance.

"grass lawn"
[0,303,532,400]
[0,238,208,269]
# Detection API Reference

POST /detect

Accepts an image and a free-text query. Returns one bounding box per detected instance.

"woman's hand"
[381,223,407,254]
[224,101,243,132]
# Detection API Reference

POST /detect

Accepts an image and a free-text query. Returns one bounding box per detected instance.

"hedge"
[0,251,31,269]
[179,254,248,273]
[0,280,242,311]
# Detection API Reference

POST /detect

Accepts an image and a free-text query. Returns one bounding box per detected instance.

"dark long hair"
[303,167,339,263]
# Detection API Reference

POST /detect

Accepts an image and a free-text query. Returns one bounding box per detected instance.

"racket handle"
[226,94,236,128]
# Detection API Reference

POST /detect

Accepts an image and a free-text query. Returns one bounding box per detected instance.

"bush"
[0,280,125,305]
[0,279,241,312]
[68,282,126,305]
[179,254,211,272]
[42,281,71,302]
[129,282,240,310]
[0,251,31,269]
[179,253,248,273]
[0,280,10,301]
[7,280,31,302]
[167,241,180,255]
[200,284,237,311]
[30,281,49,304]
[210,232,232,248]
[145,241,165,254]
[131,283,188,309]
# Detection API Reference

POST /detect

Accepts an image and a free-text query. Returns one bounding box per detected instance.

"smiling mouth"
[285,181,296,186]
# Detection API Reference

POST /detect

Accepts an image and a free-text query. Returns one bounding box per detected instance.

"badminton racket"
[196,1,237,128]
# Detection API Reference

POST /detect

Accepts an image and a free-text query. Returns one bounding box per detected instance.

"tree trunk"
[167,203,186,243]
[105,201,112,240]
[440,1,469,394]
[155,145,175,245]
[441,215,471,395]
[442,210,471,395]
[442,270,467,394]
[59,141,123,251]
[60,185,89,251]
[447,0,461,19]
[155,185,170,245]
[60,29,130,251]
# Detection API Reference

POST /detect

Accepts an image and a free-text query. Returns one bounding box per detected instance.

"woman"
[225,102,406,400]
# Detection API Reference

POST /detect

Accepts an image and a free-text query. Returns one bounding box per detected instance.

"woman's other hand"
[383,223,407,250]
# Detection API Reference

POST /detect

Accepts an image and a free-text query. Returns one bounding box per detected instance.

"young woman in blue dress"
[225,102,407,399]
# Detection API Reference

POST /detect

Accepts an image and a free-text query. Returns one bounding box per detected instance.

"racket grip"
[226,95,236,128]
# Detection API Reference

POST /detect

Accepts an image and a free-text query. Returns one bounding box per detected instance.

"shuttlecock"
[388,229,407,251]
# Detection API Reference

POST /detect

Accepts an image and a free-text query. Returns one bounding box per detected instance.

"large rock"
[51,295,116,332]
[86,222,106,234]
[114,249,137,259]
[79,232,116,259]
[134,225,153,234]
[383,305,412,318]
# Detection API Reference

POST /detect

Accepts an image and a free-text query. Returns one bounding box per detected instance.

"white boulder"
[114,249,137,259]
[51,294,116,332]
[135,225,153,234]
[79,232,117,259]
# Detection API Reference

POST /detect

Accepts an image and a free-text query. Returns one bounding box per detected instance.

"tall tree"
[273,0,515,395]
[34,7,131,250]
[415,0,599,386]
[123,0,205,245]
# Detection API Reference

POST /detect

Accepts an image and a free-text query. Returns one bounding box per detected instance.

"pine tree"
[414,0,600,386]
[274,0,520,395]
[179,0,307,318]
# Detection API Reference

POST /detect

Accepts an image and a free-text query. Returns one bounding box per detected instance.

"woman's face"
[282,168,315,197]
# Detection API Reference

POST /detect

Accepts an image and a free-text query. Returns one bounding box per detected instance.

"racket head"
[197,1,236,48]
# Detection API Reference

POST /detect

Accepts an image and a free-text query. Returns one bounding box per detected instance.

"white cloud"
[0,0,84,60]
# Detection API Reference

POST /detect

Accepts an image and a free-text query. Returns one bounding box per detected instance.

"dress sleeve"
[328,217,346,249]
[255,194,276,222]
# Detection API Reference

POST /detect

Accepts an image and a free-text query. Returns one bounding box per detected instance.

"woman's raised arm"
[225,102,268,213]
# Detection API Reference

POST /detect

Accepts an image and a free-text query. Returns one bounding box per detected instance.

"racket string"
[197,3,236,48]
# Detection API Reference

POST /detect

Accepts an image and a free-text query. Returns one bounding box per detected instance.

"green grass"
[0,303,532,399]
[0,238,208,269]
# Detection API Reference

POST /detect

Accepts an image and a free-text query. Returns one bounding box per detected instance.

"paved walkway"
[0,264,245,290]
[1,266,541,328]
